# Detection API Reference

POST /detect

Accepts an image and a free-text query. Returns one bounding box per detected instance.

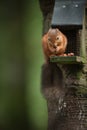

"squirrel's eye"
[48,37,51,41]
[56,36,60,40]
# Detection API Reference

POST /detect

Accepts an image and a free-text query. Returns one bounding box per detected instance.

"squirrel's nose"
[53,45,57,48]
[54,43,58,48]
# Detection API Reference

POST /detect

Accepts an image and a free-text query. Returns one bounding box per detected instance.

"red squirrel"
[42,28,74,62]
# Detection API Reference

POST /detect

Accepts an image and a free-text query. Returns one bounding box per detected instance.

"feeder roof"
[51,0,86,29]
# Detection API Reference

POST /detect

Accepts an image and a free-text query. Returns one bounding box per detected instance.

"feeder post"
[39,0,87,130]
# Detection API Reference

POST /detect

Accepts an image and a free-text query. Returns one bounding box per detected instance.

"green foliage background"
[0,0,47,129]
[24,0,47,129]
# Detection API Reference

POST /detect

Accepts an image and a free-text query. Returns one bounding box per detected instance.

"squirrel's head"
[47,28,66,49]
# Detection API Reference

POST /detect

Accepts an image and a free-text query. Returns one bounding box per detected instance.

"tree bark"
[39,0,87,130]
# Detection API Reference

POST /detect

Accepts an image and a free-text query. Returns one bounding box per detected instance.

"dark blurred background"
[0,0,47,129]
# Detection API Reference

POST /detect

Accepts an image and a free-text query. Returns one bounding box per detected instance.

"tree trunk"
[39,0,87,130]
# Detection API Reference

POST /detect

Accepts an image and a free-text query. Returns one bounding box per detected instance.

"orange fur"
[42,28,67,62]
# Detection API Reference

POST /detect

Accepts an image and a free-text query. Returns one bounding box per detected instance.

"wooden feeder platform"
[50,56,86,64]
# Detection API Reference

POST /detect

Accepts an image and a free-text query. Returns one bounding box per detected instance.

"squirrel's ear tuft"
[56,28,59,32]
[48,28,52,32]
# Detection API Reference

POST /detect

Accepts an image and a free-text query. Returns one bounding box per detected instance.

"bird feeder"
[50,0,87,64]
